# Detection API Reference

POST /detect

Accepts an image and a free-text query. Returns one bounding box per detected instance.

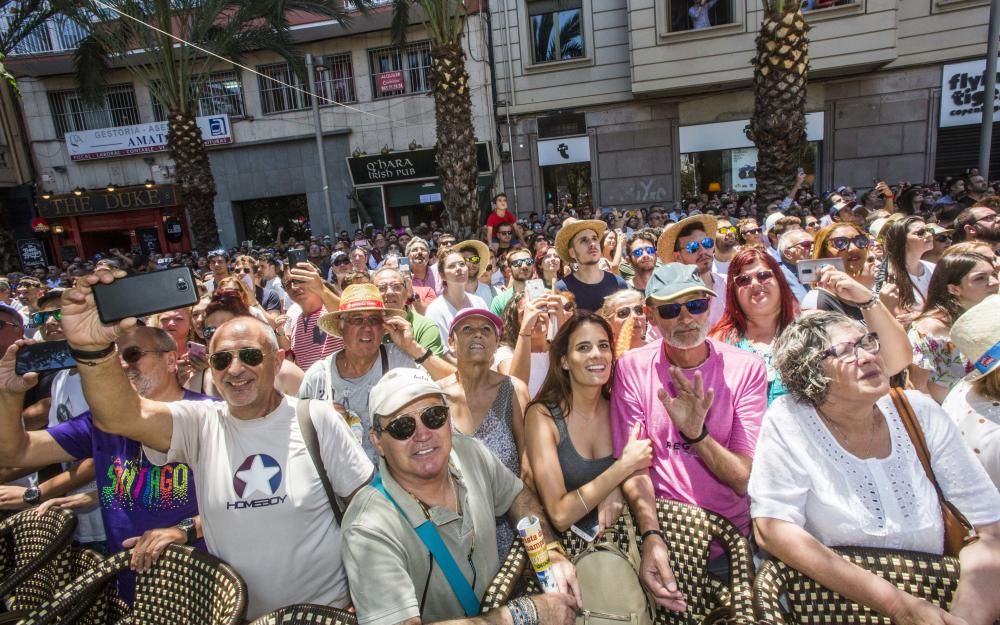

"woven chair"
[753,546,997,625]
[18,544,247,625]
[482,500,755,625]
[249,603,359,625]
[0,508,76,614]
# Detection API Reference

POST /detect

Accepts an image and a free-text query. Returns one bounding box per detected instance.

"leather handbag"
[889,387,979,556]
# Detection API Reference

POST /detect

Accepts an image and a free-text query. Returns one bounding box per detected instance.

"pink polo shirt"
[611,337,767,536]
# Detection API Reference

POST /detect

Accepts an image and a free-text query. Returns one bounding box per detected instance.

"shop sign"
[65,115,233,161]
[377,70,405,96]
[347,142,492,186]
[37,185,178,219]
[940,59,1000,128]
[730,148,758,192]
[537,136,590,167]
[136,227,162,254]
[16,239,47,269]
[164,217,184,242]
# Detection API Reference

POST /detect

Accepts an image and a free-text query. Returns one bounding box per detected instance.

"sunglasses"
[30,309,61,326]
[375,405,450,441]
[742,228,761,236]
[0,318,22,330]
[563,301,576,312]
[233,267,254,274]
[632,246,656,259]
[615,304,644,319]
[345,315,384,327]
[465,255,481,265]
[827,235,870,251]
[684,238,715,254]
[717,227,737,236]
[283,279,305,289]
[790,240,814,252]
[805,221,820,228]
[655,298,711,320]
[497,230,513,236]
[208,347,266,371]
[908,227,930,237]
[121,346,170,365]
[733,270,775,288]
[333,257,351,266]
[510,258,535,268]
[203,326,218,340]
[934,234,952,244]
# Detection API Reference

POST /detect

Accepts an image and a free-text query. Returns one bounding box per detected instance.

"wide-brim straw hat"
[453,239,491,277]
[554,218,606,264]
[657,215,718,263]
[952,294,1000,381]
[317,283,404,337]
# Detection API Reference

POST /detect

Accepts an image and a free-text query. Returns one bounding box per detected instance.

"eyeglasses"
[615,305,644,319]
[208,347,266,371]
[733,270,775,288]
[908,227,930,237]
[374,405,450,440]
[464,255,481,265]
[655,298,711,320]
[821,332,880,364]
[717,227,737,236]
[631,246,656,259]
[376,282,406,293]
[510,258,535,268]
[789,240,814,252]
[827,235,870,251]
[684,238,715,254]
[742,228,761,236]
[121,346,170,364]
[30,309,61,326]
[203,326,218,340]
[345,314,384,327]
[283,279,305,289]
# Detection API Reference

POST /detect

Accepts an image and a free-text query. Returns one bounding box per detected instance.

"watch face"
[23,487,41,504]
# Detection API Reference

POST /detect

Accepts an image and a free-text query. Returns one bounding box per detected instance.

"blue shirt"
[556,272,629,312]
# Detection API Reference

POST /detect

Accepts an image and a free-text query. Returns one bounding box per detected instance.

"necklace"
[819,406,880,458]
[404,474,459,519]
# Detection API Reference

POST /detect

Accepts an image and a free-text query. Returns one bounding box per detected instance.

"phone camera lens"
[176,279,189,291]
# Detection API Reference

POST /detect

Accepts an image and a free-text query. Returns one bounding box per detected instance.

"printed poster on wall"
[940,59,1000,128]
[730,147,758,192]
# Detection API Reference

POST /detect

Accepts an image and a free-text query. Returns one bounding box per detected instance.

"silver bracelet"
[507,597,538,625]
[857,296,879,311]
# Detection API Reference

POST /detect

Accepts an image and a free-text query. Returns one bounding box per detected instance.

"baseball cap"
[369,369,447,419]
[644,263,716,304]
[448,307,503,337]
[763,212,784,234]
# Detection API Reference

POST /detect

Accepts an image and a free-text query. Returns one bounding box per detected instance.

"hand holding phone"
[15,340,76,375]
[186,341,206,360]
[287,248,307,268]
[92,267,199,323]
[524,279,546,302]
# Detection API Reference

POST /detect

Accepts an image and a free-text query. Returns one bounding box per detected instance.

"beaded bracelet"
[507,597,538,625]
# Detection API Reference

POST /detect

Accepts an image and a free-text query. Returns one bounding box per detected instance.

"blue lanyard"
[370,473,480,617]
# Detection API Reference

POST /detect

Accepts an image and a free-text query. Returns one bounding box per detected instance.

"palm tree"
[68,0,361,251]
[745,0,810,208]
[391,0,479,239]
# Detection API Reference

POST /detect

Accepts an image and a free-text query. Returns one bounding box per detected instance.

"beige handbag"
[571,513,655,625]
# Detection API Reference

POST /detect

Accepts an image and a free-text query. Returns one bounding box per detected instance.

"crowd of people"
[1,172,1000,625]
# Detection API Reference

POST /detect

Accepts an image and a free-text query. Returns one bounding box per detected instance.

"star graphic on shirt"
[234,455,282,499]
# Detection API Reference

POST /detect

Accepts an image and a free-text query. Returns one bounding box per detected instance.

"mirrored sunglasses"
[30,309,61,327]
[631,246,656,259]
[510,258,535,268]
[656,298,711,320]
[828,235,870,251]
[684,238,715,254]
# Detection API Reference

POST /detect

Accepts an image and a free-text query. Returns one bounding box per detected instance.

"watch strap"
[679,424,710,445]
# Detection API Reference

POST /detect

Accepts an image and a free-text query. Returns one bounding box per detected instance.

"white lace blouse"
[749,389,1000,554]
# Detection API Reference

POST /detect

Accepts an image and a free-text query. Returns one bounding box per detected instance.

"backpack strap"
[295,398,345,526]
[380,344,389,376]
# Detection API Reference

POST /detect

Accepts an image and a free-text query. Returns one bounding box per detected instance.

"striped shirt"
[284,304,343,371]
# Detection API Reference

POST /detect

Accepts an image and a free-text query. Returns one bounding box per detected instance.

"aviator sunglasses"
[655,298,710,320]
[374,405,450,440]
[208,347,266,371]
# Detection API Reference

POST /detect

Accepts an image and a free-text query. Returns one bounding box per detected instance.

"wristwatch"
[22,486,41,507]
[176,517,197,545]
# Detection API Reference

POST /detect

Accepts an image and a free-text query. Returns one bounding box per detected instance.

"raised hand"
[60,269,136,350]
[657,367,714,441]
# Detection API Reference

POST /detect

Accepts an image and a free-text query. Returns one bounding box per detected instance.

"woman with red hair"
[710,248,800,405]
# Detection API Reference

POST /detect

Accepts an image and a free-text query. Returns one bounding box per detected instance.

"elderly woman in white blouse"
[749,310,1000,625]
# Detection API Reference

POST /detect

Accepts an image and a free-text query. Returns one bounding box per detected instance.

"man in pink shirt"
[611,262,766,612]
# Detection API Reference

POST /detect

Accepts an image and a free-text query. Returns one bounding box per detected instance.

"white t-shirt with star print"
[144,396,373,620]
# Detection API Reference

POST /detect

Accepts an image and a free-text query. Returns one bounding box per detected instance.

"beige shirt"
[343,434,523,625]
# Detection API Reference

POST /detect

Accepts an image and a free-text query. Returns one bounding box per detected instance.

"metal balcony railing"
[4,13,89,56]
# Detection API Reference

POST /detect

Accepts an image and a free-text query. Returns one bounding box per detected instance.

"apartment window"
[47,85,140,136]
[802,0,857,10]
[151,70,246,120]
[315,53,357,105]
[528,0,584,63]
[537,113,586,139]
[258,62,311,114]
[666,0,733,32]
[368,41,432,99]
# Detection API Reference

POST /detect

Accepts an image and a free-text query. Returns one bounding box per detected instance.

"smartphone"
[287,248,307,268]
[398,257,411,276]
[92,267,199,323]
[186,341,206,359]
[570,518,600,543]
[525,279,546,301]
[796,257,845,285]
[15,340,76,375]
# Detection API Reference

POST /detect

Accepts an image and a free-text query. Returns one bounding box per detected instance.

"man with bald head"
[56,272,375,620]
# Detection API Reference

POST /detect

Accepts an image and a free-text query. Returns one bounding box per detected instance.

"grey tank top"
[547,402,615,529]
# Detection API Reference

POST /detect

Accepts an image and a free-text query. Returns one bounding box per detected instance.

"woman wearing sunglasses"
[598,289,648,355]
[526,313,652,539]
[801,223,876,320]
[456,240,495,308]
[877,216,936,327]
[710,249,799,406]
[736,218,763,248]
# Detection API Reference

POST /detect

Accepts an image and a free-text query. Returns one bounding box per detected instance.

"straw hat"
[453,239,491,277]
[554,218,606,264]
[951,293,1000,380]
[317,283,405,337]
[656,214,718,263]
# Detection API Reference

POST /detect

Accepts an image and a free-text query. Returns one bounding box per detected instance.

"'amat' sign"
[65,115,233,161]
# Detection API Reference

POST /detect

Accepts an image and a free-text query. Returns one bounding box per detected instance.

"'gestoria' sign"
[65,114,233,161]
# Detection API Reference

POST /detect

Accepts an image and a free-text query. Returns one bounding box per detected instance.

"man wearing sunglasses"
[776,230,815,301]
[626,232,659,292]
[952,206,1000,246]
[659,216,727,328]
[57,272,376,620]
[16,277,45,317]
[343,368,579,625]
[713,219,739,275]
[611,263,766,605]
[489,249,536,316]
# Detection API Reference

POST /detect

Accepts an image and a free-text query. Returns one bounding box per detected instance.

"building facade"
[9,4,498,260]
[492,0,995,215]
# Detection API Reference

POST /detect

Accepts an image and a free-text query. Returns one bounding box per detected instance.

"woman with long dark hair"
[710,248,800,405]
[879,216,935,324]
[525,313,652,534]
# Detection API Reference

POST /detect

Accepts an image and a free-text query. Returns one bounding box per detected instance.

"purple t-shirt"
[48,390,210,600]
[610,338,767,538]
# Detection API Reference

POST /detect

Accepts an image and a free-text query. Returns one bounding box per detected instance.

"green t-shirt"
[408,308,445,355]
[490,288,516,316]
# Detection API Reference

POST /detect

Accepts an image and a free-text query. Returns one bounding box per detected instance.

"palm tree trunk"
[429,41,478,240]
[746,2,810,208]
[168,110,220,250]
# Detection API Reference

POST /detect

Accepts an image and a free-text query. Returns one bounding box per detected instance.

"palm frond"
[73,35,110,105]
[390,0,411,47]
[0,0,59,57]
